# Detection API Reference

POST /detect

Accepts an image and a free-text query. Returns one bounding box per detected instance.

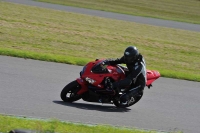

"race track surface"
[0,56,200,133]
[1,0,200,133]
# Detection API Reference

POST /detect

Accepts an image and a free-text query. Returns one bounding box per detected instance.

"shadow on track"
[53,100,131,112]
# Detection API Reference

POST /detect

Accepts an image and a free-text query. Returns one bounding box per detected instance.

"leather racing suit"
[107,54,147,105]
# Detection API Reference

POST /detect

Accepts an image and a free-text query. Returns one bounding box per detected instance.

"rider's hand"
[102,60,110,65]
[100,60,110,70]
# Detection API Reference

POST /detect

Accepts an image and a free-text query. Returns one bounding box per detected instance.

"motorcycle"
[60,59,160,107]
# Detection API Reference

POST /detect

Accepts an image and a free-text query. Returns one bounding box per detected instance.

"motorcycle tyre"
[60,80,81,102]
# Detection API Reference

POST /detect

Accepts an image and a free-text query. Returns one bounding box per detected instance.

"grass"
[0,114,171,133]
[0,2,200,82]
[35,0,200,24]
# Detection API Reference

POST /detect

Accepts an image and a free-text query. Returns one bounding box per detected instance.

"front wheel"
[60,80,81,102]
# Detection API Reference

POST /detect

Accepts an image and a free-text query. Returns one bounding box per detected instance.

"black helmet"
[124,46,139,64]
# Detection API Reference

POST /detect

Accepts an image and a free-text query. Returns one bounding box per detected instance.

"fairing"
[77,59,160,95]
[146,70,160,86]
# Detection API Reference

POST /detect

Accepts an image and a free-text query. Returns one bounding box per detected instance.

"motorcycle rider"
[104,46,147,106]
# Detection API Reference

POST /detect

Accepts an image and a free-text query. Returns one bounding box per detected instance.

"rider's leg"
[120,85,144,105]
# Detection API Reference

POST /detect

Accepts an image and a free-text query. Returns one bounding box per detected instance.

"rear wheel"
[60,80,81,102]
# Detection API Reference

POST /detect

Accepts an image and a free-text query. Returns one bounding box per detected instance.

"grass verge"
[0,114,175,133]
[35,0,200,24]
[0,2,200,81]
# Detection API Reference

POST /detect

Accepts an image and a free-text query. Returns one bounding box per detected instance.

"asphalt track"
[1,0,200,133]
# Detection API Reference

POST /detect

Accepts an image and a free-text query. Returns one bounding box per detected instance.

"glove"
[102,60,110,65]
[100,60,110,70]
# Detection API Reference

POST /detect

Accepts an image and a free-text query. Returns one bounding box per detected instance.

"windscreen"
[91,61,109,73]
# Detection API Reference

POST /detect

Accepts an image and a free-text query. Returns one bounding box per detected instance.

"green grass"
[0,2,200,82]
[35,0,200,24]
[0,114,171,133]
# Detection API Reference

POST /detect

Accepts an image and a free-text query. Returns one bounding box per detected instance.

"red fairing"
[76,59,160,95]
[76,78,88,95]
[146,70,160,86]
[80,60,126,87]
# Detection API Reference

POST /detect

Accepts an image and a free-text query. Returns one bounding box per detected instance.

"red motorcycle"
[61,59,160,107]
